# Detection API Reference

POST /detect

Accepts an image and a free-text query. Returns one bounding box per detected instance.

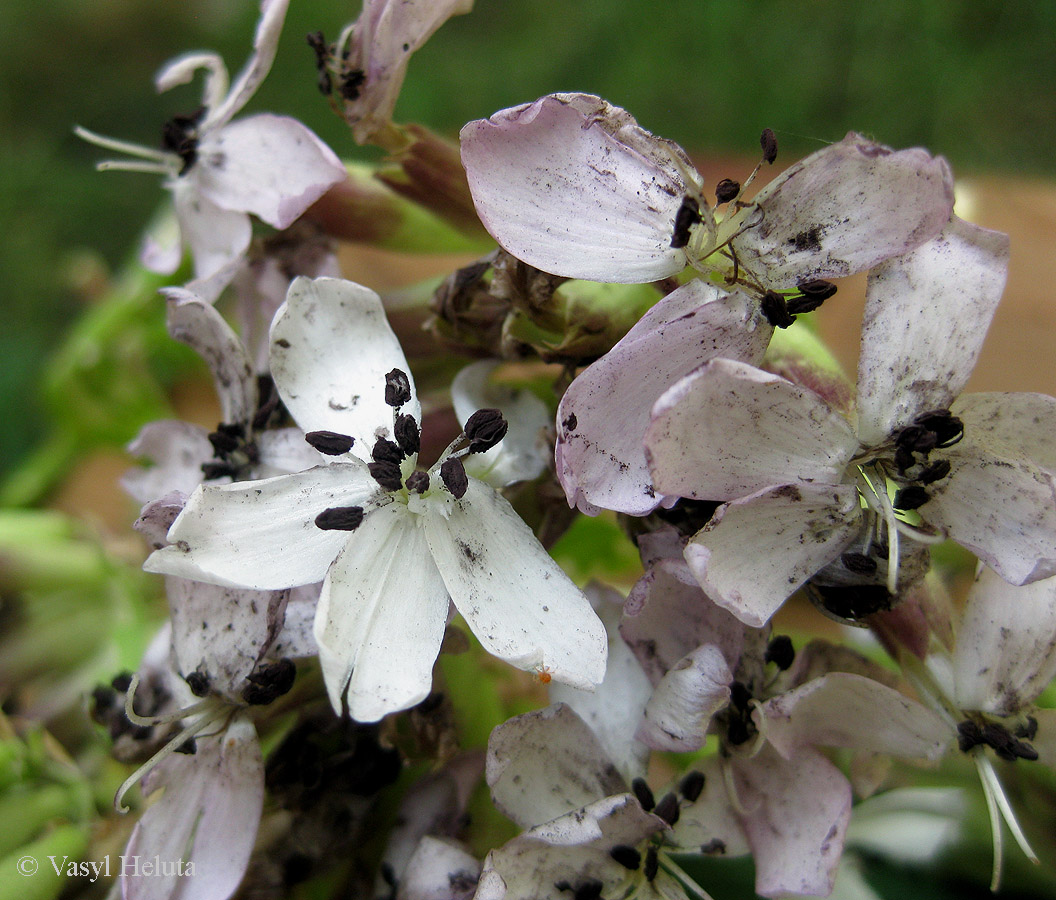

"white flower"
[76,0,346,280]
[145,277,606,722]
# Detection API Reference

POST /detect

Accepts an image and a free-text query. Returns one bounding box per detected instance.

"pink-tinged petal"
[163,288,256,426]
[637,644,731,752]
[425,479,607,691]
[557,284,772,515]
[1029,709,1056,771]
[548,584,652,783]
[123,421,213,503]
[683,482,861,627]
[486,704,625,828]
[399,836,480,900]
[954,392,1056,475]
[154,52,229,113]
[173,179,252,280]
[622,558,750,683]
[165,580,287,699]
[270,277,419,454]
[314,503,449,721]
[647,358,859,501]
[461,93,692,283]
[205,0,291,129]
[953,566,1056,715]
[452,361,550,488]
[923,441,1056,585]
[123,717,263,900]
[670,758,750,858]
[477,795,671,900]
[734,132,954,291]
[144,463,377,589]
[856,218,1010,445]
[194,115,346,228]
[734,745,851,898]
[761,672,950,761]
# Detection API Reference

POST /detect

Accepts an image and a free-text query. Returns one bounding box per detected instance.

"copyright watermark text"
[16,855,196,883]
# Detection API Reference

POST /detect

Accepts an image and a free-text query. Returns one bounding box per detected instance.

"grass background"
[2,0,1055,477]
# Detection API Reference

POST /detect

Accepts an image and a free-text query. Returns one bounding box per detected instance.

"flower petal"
[670,757,750,858]
[144,463,376,589]
[556,283,772,515]
[952,566,1056,715]
[637,644,732,752]
[734,132,954,291]
[954,391,1056,476]
[163,288,256,426]
[683,482,861,627]
[270,277,419,455]
[314,502,450,722]
[647,358,859,502]
[194,115,346,229]
[761,672,950,761]
[399,836,481,900]
[486,704,626,828]
[461,93,692,283]
[425,479,607,690]
[172,179,252,280]
[123,421,213,504]
[856,218,1010,445]
[266,582,320,659]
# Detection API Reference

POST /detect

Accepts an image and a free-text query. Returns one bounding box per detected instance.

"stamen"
[405,470,430,494]
[242,658,296,705]
[764,635,795,670]
[123,674,212,727]
[671,196,703,249]
[760,291,794,328]
[760,128,778,164]
[185,670,211,698]
[439,457,468,499]
[315,506,365,531]
[644,847,659,881]
[653,791,680,825]
[631,776,656,812]
[464,408,508,453]
[368,460,404,491]
[892,485,928,511]
[975,752,1041,889]
[371,437,405,465]
[394,413,421,456]
[715,178,741,204]
[74,126,172,163]
[609,845,641,870]
[679,770,706,802]
[305,430,354,455]
[384,368,412,408]
[95,159,174,175]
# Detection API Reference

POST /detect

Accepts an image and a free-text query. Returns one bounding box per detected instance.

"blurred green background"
[2,0,1055,483]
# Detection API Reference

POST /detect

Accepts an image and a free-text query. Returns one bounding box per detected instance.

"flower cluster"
[57,2,1056,899]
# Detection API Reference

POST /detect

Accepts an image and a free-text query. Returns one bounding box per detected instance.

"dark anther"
[174,738,197,755]
[405,471,430,494]
[305,430,354,456]
[465,408,509,453]
[671,196,703,249]
[554,881,572,893]
[306,31,332,95]
[440,457,469,499]
[315,506,365,531]
[957,719,984,753]
[700,838,727,855]
[841,552,878,575]
[914,410,963,448]
[185,670,211,698]
[573,879,603,900]
[1016,716,1039,741]
[810,583,893,622]
[895,424,931,456]
[161,106,205,174]
[894,445,916,474]
[91,685,117,714]
[384,368,412,408]
[654,791,680,825]
[786,294,827,316]
[609,844,641,870]
[981,722,1039,762]
[202,461,238,480]
[797,279,838,301]
[760,290,794,328]
[394,414,421,456]
[208,425,243,456]
[760,128,778,164]
[765,635,795,671]
[919,459,951,485]
[111,672,133,692]
[680,770,706,803]
[893,485,928,511]
[631,776,656,811]
[369,460,404,492]
[372,437,405,465]
[242,658,296,705]
[644,847,659,882]
[715,178,740,204]
[729,681,752,711]
[340,68,367,101]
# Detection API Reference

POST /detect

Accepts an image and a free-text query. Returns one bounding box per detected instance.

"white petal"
[637,644,732,752]
[734,132,955,290]
[424,479,607,690]
[452,361,550,488]
[205,0,291,129]
[761,672,950,761]
[139,207,183,275]
[254,427,327,477]
[163,288,256,426]
[398,836,480,900]
[670,758,750,858]
[144,463,377,589]
[954,392,1056,476]
[621,558,750,682]
[953,566,1056,715]
[155,51,229,113]
[194,115,345,229]
[173,179,252,280]
[267,583,320,659]
[856,218,1010,445]
[314,503,449,722]
[924,441,1056,585]
[461,93,692,283]
[647,358,859,501]
[270,277,419,454]
[556,284,772,515]
[123,421,213,504]
[486,704,625,828]
[683,482,861,627]
[734,745,851,898]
